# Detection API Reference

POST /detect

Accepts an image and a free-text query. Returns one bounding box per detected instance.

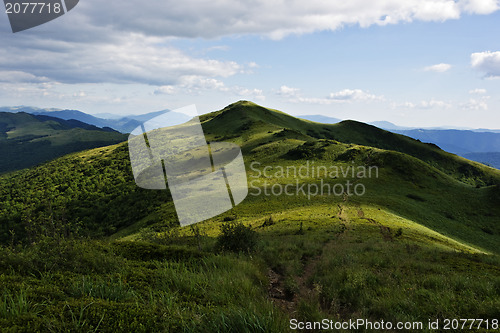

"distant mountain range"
[300,114,500,133]
[1,107,499,170]
[0,106,169,133]
[462,152,500,169]
[0,112,127,173]
[299,114,500,169]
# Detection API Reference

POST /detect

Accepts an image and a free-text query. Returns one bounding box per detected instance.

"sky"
[1,0,500,129]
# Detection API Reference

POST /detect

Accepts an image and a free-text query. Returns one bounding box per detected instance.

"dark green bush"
[215,223,258,253]
[112,241,204,261]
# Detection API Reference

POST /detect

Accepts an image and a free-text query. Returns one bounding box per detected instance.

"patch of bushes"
[215,223,258,253]
[285,142,325,160]
[112,241,204,261]
[261,216,274,227]
[406,194,426,202]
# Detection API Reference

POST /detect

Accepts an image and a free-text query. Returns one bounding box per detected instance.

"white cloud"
[423,63,452,72]
[0,0,498,92]
[0,81,61,100]
[153,86,177,95]
[390,101,417,109]
[0,71,50,83]
[277,85,300,97]
[73,91,87,98]
[413,2,460,21]
[392,99,452,109]
[153,76,264,101]
[419,99,452,109]
[292,97,334,105]
[0,34,244,86]
[460,0,500,14]
[153,76,227,95]
[461,93,490,110]
[180,76,228,92]
[328,89,385,102]
[289,88,384,104]
[471,51,500,78]
[64,0,499,40]
[461,98,489,110]
[469,88,487,94]
[235,87,265,101]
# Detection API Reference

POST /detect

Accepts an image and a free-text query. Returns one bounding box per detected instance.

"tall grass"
[68,276,136,301]
[0,289,41,319]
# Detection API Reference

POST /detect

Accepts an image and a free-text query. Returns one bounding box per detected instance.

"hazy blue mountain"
[298,115,342,123]
[0,107,181,133]
[93,113,126,120]
[369,121,416,130]
[0,106,62,113]
[298,115,414,130]
[471,129,500,133]
[0,106,138,133]
[126,110,170,122]
[32,115,119,133]
[297,114,500,164]
[462,152,500,169]
[392,129,500,154]
[30,109,141,133]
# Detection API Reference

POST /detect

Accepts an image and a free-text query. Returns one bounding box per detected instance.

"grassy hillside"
[0,112,127,173]
[0,101,499,331]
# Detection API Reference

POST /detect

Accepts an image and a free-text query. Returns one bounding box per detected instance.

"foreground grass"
[0,238,287,332]
[1,200,499,332]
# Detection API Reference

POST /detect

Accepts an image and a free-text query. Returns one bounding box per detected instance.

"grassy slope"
[0,101,499,331]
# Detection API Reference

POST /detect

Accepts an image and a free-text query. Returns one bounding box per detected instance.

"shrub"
[112,241,203,261]
[215,223,258,253]
[261,216,274,227]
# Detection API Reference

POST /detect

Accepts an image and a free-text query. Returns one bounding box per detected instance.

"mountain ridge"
[203,101,500,186]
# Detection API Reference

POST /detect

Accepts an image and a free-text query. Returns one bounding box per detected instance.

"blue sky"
[1,0,500,128]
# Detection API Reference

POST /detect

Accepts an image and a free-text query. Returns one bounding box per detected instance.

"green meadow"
[0,101,499,332]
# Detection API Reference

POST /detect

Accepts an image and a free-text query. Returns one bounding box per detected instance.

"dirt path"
[268,171,391,315]
[357,206,393,242]
[267,240,340,316]
[268,201,348,316]
[267,268,296,313]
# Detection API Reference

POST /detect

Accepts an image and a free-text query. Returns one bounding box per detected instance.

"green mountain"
[0,112,127,173]
[0,101,499,331]
[205,101,500,186]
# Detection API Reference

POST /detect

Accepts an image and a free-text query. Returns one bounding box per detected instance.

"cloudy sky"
[1,0,500,128]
